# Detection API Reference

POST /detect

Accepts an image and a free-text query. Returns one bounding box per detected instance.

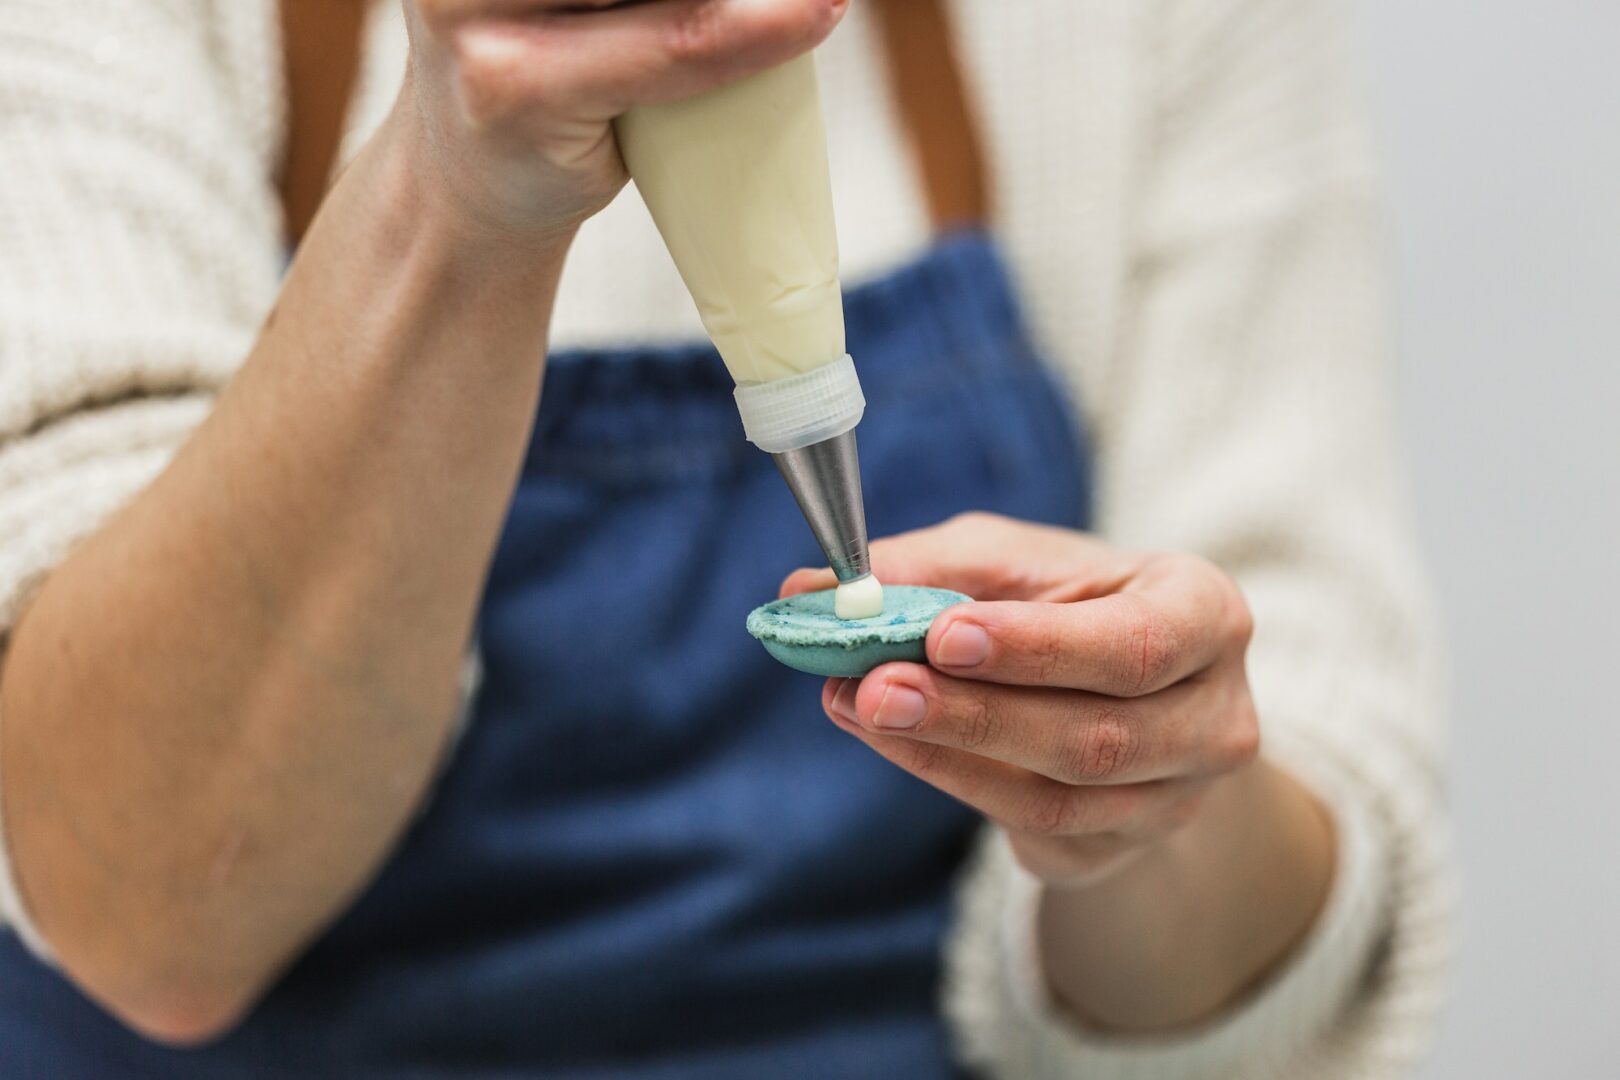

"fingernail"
[827,679,859,725]
[934,621,991,668]
[872,684,927,730]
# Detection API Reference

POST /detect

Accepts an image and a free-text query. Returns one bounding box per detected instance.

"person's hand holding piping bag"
[785,513,1335,1030]
[0,0,848,1043]
[399,0,849,243]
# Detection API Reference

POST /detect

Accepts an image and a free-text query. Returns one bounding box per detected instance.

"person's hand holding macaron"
[781,511,1263,890]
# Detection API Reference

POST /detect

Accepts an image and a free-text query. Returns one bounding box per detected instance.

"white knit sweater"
[0,1,1451,1076]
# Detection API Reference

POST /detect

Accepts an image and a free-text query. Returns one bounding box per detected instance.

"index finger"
[436,0,846,119]
[925,566,1248,695]
[779,513,1126,601]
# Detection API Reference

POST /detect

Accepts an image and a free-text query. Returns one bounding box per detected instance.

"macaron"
[746,585,972,678]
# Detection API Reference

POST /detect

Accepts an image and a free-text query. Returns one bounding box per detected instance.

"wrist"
[1035,761,1337,1032]
[378,75,607,262]
[272,106,577,391]
[368,94,582,272]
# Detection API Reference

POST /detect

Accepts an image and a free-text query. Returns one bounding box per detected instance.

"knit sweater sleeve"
[942,1,1452,1076]
[0,0,284,952]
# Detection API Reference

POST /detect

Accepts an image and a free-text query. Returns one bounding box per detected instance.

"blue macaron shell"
[746,585,973,678]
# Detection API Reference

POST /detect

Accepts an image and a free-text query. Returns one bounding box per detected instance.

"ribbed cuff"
[944,761,1391,1079]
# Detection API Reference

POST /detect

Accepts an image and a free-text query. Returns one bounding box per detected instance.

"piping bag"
[614,54,881,620]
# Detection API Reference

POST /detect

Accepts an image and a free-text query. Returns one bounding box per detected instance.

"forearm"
[0,103,569,1042]
[1036,759,1336,1033]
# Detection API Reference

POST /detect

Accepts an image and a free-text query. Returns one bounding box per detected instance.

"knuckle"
[953,692,1000,752]
[1093,788,1141,833]
[1123,604,1177,695]
[1056,787,1132,836]
[1028,628,1070,684]
[1064,705,1142,783]
[664,1,730,63]
[1218,699,1262,768]
[772,0,843,43]
[1177,554,1252,649]
[1017,786,1078,837]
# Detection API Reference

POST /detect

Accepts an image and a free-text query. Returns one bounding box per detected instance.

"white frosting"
[614,54,845,385]
[834,574,884,620]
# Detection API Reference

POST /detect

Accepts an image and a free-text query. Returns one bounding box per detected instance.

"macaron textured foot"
[746,585,972,678]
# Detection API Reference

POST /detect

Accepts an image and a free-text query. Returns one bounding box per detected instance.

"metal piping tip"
[771,428,871,584]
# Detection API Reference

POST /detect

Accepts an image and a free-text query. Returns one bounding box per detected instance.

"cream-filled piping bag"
[614,54,882,620]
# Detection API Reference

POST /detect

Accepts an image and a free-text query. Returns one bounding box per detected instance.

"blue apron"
[0,233,1090,1078]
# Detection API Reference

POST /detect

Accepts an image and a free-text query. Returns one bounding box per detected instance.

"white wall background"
[1347,3,1620,1076]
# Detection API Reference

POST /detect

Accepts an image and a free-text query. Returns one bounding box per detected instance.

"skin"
[0,0,1332,1051]
[0,0,849,1046]
[784,513,1336,1032]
